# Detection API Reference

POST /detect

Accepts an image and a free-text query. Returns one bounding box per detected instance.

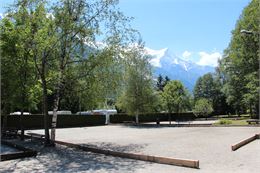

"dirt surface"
[1,125,259,173]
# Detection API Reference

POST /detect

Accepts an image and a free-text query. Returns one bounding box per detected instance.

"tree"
[219,0,259,116]
[49,0,138,142]
[116,44,157,123]
[156,74,164,91]
[156,74,170,91]
[162,80,190,113]
[1,0,138,145]
[193,98,213,118]
[165,76,170,85]
[0,1,42,139]
[193,73,230,114]
[193,73,215,100]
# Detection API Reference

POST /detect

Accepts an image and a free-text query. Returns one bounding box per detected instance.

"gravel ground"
[1,125,259,173]
[144,120,217,124]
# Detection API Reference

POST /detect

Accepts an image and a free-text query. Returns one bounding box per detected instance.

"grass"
[213,114,250,118]
[213,114,252,126]
[214,118,249,126]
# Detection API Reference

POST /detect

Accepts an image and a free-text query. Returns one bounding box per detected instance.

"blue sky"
[1,0,251,66]
[118,0,251,66]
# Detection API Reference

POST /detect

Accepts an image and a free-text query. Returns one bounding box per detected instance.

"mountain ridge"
[146,48,215,91]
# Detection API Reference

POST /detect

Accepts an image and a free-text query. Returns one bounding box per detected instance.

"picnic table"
[246,119,260,124]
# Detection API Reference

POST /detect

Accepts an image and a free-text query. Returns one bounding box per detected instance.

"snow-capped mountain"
[145,48,215,91]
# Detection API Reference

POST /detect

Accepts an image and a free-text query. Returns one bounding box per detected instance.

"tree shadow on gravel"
[119,123,175,129]
[81,142,148,153]
[0,140,151,173]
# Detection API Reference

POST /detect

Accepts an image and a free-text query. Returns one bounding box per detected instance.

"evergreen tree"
[156,74,164,91]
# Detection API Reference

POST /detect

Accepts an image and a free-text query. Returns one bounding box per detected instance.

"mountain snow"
[146,47,215,91]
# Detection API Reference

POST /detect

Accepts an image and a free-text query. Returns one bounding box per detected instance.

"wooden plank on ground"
[55,140,199,169]
[1,140,37,161]
[231,134,258,151]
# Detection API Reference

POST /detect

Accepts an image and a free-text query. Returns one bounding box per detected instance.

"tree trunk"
[135,113,139,124]
[50,89,60,145]
[20,110,24,140]
[42,77,50,146]
[2,114,8,136]
[50,65,64,144]
[249,104,252,117]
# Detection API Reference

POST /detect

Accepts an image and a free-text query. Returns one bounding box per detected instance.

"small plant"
[219,118,232,125]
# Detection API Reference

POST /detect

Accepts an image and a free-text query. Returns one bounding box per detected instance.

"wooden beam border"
[1,140,37,161]
[55,140,199,169]
[231,134,259,151]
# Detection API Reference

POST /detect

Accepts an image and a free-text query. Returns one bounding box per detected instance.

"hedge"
[111,112,197,123]
[1,112,197,130]
[1,114,105,130]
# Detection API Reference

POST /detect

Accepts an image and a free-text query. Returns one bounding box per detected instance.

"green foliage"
[193,98,213,117]
[193,73,230,114]
[0,6,41,113]
[218,119,232,125]
[162,80,191,113]
[156,74,170,91]
[1,0,140,143]
[1,0,139,115]
[219,0,259,116]
[194,73,215,100]
[116,44,158,116]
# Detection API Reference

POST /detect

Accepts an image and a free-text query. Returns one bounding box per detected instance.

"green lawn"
[214,118,249,126]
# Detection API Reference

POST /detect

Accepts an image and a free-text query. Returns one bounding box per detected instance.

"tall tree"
[3,0,62,145]
[193,73,229,114]
[49,0,137,142]
[220,0,259,116]
[116,44,157,123]
[162,80,190,113]
[0,1,41,139]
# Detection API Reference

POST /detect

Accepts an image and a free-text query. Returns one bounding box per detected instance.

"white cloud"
[197,51,222,67]
[182,51,192,60]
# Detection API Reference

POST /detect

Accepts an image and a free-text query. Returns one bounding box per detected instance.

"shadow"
[0,140,150,173]
[81,142,148,153]
[119,122,212,129]
[119,123,176,129]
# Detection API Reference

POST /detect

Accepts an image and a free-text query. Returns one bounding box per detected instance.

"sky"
[0,0,251,66]
[118,0,251,66]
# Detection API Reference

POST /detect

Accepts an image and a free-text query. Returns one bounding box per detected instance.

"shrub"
[219,118,232,125]
[193,98,213,118]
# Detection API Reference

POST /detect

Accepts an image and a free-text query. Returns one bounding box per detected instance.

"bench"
[26,133,45,141]
[246,119,260,124]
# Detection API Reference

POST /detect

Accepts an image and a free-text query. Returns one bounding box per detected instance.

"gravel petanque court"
[1,125,260,173]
